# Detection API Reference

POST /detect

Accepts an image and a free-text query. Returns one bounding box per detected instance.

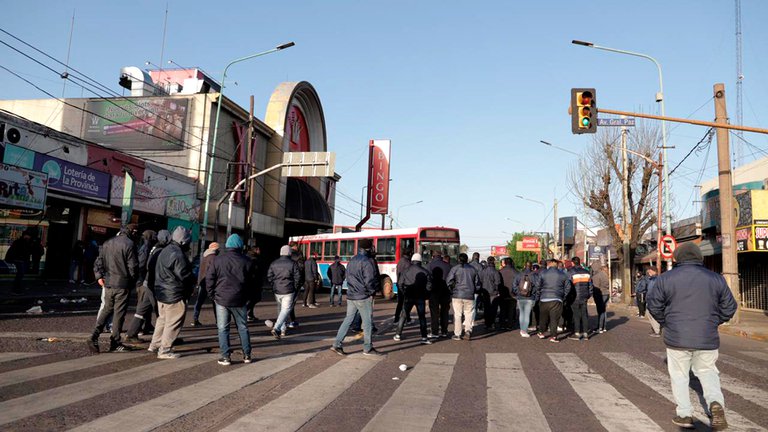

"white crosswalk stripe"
[0,354,214,426]
[606,352,766,431]
[0,352,48,364]
[70,353,314,432]
[719,353,768,379]
[486,353,550,432]
[652,351,768,408]
[221,354,383,432]
[548,353,662,431]
[0,352,145,388]
[362,353,458,432]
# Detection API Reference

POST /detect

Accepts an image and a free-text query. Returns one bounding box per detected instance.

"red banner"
[522,236,540,249]
[491,246,507,256]
[368,139,391,214]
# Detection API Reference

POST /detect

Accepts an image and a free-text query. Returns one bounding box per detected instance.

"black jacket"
[154,242,195,303]
[399,262,432,299]
[396,256,411,285]
[568,266,593,303]
[480,266,502,297]
[268,256,303,295]
[205,248,257,308]
[346,249,380,300]
[499,266,518,298]
[513,269,542,300]
[304,257,319,283]
[327,261,346,285]
[144,232,170,292]
[537,267,570,302]
[428,258,452,298]
[136,230,157,286]
[647,262,737,350]
[94,232,138,290]
[446,264,480,300]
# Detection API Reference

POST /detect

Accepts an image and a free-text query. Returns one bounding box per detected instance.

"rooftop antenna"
[735,0,744,166]
[61,10,75,97]
[159,3,169,75]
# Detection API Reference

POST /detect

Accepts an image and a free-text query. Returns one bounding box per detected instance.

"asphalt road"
[0,297,766,431]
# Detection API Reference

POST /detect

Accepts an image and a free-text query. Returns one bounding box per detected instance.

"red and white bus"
[289,226,461,299]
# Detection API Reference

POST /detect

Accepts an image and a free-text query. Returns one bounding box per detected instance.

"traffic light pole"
[598,108,768,134]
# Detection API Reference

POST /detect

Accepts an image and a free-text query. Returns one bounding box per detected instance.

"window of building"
[377,237,396,262]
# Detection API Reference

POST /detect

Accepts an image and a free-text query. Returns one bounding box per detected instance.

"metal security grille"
[740,262,768,311]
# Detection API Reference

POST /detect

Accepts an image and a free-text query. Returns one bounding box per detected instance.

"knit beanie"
[280,245,292,256]
[225,234,244,249]
[673,242,703,263]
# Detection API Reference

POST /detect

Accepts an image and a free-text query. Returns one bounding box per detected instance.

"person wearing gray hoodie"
[149,226,195,359]
[125,230,168,343]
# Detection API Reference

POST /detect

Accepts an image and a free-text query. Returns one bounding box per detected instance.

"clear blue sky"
[3,1,767,252]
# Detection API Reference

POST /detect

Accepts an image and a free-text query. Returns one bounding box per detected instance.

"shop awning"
[284,178,332,226]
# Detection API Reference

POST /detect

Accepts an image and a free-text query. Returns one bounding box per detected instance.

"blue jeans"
[334,297,373,352]
[666,348,724,417]
[517,299,534,332]
[215,304,251,358]
[330,285,343,305]
[274,293,294,333]
[596,294,609,330]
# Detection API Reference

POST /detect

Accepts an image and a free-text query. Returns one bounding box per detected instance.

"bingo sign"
[368,139,391,215]
[756,226,768,251]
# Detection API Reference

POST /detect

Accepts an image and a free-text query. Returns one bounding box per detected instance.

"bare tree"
[567,121,661,269]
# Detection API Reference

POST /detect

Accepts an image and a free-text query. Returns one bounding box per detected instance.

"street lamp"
[540,140,579,156]
[572,39,671,269]
[200,42,294,259]
[392,200,423,228]
[515,195,545,209]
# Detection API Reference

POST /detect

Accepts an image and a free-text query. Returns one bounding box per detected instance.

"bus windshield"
[419,242,460,265]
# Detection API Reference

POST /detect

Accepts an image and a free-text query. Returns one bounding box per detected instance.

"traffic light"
[571,88,597,134]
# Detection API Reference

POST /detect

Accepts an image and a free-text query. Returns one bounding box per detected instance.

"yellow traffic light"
[571,88,597,134]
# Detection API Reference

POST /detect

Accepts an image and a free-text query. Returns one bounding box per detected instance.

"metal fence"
[740,261,768,311]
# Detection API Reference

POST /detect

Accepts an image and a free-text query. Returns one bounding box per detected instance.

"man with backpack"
[513,260,540,337]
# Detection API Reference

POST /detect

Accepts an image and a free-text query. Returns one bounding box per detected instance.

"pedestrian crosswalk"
[0,348,766,431]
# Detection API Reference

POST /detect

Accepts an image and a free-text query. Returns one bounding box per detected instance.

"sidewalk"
[719,310,768,342]
[0,279,104,315]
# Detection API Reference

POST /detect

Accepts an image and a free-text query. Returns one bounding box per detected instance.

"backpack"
[518,275,532,297]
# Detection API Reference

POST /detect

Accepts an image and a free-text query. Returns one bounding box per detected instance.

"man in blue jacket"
[206,234,257,366]
[446,253,480,341]
[647,242,737,430]
[567,256,593,341]
[267,245,303,339]
[536,259,571,343]
[330,239,383,356]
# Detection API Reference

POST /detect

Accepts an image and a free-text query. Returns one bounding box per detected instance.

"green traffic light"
[581,118,590,127]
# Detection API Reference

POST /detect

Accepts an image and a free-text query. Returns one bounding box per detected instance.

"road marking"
[0,352,145,388]
[651,352,768,408]
[361,353,458,432]
[0,354,214,426]
[740,351,768,362]
[486,353,550,432]
[719,353,768,378]
[0,352,48,364]
[609,352,765,431]
[70,354,313,432]
[548,353,661,432]
[222,354,383,432]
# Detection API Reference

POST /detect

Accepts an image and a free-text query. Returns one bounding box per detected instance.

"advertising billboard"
[368,139,391,215]
[559,216,577,245]
[0,163,47,210]
[83,98,188,150]
[490,245,507,256]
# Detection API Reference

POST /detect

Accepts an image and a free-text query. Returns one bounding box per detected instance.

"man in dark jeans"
[303,252,320,308]
[480,256,503,331]
[393,249,412,324]
[591,263,610,333]
[498,257,518,330]
[89,226,139,353]
[635,266,651,317]
[567,256,593,341]
[428,252,452,338]
[393,253,432,344]
[536,259,571,343]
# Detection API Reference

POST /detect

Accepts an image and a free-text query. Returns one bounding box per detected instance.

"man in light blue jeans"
[215,304,251,363]
[267,245,303,341]
[273,293,294,336]
[647,242,736,430]
[333,298,374,352]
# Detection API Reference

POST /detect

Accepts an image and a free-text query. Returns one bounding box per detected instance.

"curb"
[719,325,768,343]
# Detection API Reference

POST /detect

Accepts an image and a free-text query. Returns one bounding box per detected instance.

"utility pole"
[621,122,631,305]
[553,198,558,258]
[245,95,255,245]
[713,83,741,323]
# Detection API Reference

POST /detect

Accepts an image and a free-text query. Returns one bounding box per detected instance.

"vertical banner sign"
[368,139,391,215]
[121,172,135,228]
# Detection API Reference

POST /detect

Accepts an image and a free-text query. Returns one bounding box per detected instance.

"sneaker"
[308,304,318,309]
[710,402,728,430]
[109,343,132,352]
[420,338,432,345]
[568,333,582,341]
[549,337,560,343]
[599,328,607,334]
[557,326,564,332]
[440,333,449,338]
[288,321,299,328]
[329,346,346,356]
[264,319,274,328]
[302,304,309,308]
[537,334,547,339]
[271,329,281,341]
[87,339,100,354]
[393,334,401,341]
[363,348,384,357]
[157,351,181,360]
[312,303,320,307]
[427,332,436,339]
[147,346,157,353]
[243,355,253,364]
[247,315,257,322]
[281,329,287,337]
[452,335,461,341]
[190,320,203,327]
[217,357,231,366]
[671,416,694,429]
[649,332,661,338]
[520,331,530,338]
[527,326,537,332]
[464,332,472,341]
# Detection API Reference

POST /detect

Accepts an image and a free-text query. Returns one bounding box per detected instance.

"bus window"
[324,240,338,259]
[399,237,415,258]
[309,241,322,259]
[376,237,396,262]
[339,240,355,261]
